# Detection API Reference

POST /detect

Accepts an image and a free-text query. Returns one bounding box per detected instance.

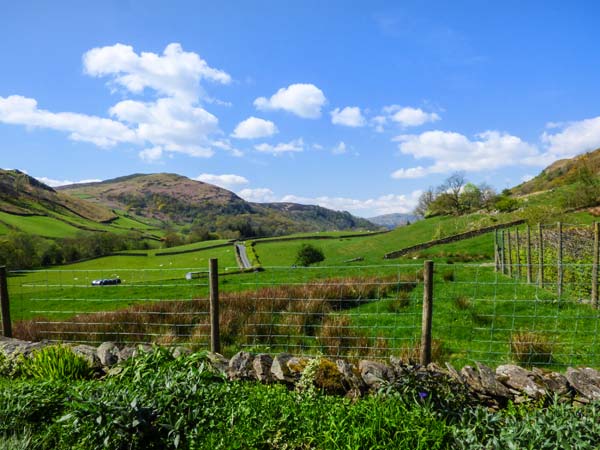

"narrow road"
[235,242,252,269]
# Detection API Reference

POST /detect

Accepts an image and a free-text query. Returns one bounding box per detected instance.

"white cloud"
[238,188,277,202]
[0,95,137,147]
[195,173,249,189]
[391,130,540,179]
[330,106,366,127]
[0,44,233,162]
[83,43,231,100]
[231,116,278,139]
[139,146,163,163]
[35,176,102,187]
[254,83,326,119]
[371,115,387,133]
[254,138,304,155]
[109,97,217,158]
[211,139,244,157]
[541,116,600,159]
[384,105,440,127]
[279,191,423,216]
[332,141,347,155]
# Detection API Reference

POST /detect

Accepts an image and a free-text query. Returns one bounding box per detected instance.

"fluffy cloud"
[384,105,440,127]
[139,146,164,163]
[541,116,600,159]
[110,97,218,158]
[238,188,277,202]
[332,141,347,155]
[83,43,231,100]
[35,176,102,187]
[0,95,137,147]
[0,44,236,162]
[391,130,540,179]
[254,138,304,155]
[254,83,326,119]
[231,116,278,139]
[195,173,249,189]
[330,106,366,127]
[279,191,422,215]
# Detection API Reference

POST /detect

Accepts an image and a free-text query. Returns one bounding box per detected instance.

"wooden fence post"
[526,224,532,284]
[593,222,599,307]
[538,224,544,289]
[209,258,220,354]
[515,228,521,279]
[420,260,434,366]
[507,230,513,278]
[0,266,12,338]
[494,229,500,272]
[500,230,506,274]
[557,222,563,299]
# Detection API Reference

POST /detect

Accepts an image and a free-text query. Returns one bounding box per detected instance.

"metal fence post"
[515,228,521,279]
[420,260,434,366]
[0,266,12,338]
[500,230,506,274]
[593,222,599,307]
[209,258,220,353]
[494,229,499,272]
[507,230,513,278]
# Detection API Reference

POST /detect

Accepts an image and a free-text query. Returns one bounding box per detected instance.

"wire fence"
[3,260,600,369]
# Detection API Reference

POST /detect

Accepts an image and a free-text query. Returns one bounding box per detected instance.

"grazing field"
[0,212,86,238]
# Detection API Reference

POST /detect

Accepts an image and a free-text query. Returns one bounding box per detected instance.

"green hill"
[59,173,378,238]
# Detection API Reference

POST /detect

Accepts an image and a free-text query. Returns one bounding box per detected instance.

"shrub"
[295,243,325,266]
[20,345,94,381]
[510,331,554,366]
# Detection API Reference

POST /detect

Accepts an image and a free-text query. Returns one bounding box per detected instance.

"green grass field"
[0,212,86,238]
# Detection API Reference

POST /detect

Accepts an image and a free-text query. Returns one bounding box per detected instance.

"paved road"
[235,243,252,269]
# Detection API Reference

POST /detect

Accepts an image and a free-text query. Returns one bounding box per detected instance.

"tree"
[439,172,466,215]
[413,188,435,218]
[295,244,325,267]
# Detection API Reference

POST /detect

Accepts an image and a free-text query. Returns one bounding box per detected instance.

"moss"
[313,359,346,395]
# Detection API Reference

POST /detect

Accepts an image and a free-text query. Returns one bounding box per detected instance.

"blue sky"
[1,1,600,217]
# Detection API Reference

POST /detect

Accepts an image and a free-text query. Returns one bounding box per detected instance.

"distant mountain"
[367,213,418,229]
[59,173,378,237]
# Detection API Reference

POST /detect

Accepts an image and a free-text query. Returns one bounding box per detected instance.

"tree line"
[0,231,148,270]
[413,173,518,218]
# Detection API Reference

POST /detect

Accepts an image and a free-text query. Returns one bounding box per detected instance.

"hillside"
[59,173,378,237]
[512,147,600,196]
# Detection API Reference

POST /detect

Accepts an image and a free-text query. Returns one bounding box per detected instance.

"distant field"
[0,212,84,238]
[154,239,231,254]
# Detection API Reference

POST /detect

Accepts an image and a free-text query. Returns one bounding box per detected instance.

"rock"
[171,346,192,359]
[461,363,511,400]
[336,359,366,394]
[72,344,102,368]
[253,353,273,382]
[287,356,310,379]
[359,360,395,389]
[312,359,346,395]
[566,367,600,401]
[389,356,409,376]
[533,368,570,397]
[97,342,120,367]
[271,353,295,383]
[0,336,46,357]
[496,364,547,399]
[117,346,136,363]
[205,352,229,376]
[445,362,464,383]
[133,344,154,358]
[228,351,255,380]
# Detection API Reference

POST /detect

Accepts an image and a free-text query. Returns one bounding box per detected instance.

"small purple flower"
[418,391,428,399]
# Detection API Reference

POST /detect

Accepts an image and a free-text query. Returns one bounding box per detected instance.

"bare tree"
[413,187,435,218]
[439,172,466,215]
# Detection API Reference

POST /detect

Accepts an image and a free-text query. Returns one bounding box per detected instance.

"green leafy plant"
[20,345,93,381]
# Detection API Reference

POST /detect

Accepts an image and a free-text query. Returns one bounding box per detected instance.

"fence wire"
[6,261,600,368]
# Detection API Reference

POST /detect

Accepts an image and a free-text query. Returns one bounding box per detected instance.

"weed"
[452,295,471,310]
[510,331,554,366]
